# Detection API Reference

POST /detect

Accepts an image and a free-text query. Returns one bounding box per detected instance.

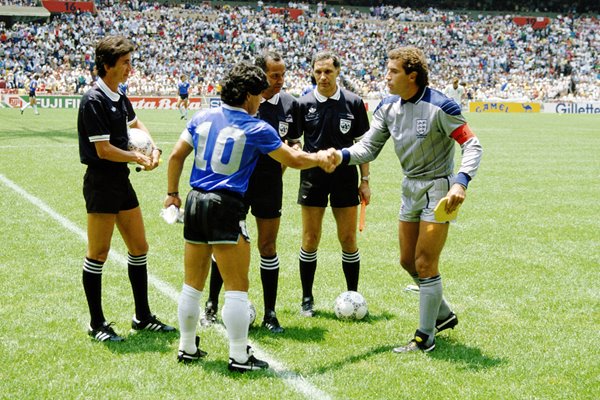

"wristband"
[455,172,471,189]
[167,192,179,197]
[340,149,351,166]
[361,175,370,182]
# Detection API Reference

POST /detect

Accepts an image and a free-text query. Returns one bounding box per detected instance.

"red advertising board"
[512,16,550,29]
[268,7,304,20]
[42,0,96,14]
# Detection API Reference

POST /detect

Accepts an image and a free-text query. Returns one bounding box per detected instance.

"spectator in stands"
[0,2,597,102]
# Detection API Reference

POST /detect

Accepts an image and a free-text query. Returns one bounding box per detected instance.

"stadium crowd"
[0,1,598,102]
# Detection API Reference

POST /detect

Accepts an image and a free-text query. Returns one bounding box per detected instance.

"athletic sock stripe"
[85,258,104,267]
[83,266,103,274]
[83,260,103,274]
[419,275,441,286]
[342,251,360,263]
[299,249,317,262]
[127,254,147,265]
[260,256,280,270]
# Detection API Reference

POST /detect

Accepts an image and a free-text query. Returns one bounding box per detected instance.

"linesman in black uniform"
[202,51,301,333]
[290,51,371,316]
[77,36,175,342]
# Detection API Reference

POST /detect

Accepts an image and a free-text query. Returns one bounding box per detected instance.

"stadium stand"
[0,1,598,101]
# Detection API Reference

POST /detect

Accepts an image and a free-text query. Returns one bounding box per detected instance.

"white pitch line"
[0,173,332,400]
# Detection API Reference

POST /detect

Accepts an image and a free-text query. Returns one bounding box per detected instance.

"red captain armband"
[450,124,475,145]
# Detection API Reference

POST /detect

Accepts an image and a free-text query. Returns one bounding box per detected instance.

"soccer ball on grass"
[333,291,368,320]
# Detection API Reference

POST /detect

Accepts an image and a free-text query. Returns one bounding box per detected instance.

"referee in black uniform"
[290,51,371,317]
[202,51,301,333]
[78,36,174,342]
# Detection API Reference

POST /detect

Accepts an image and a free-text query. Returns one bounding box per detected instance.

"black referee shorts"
[245,159,283,219]
[184,189,249,244]
[298,165,360,208]
[83,167,139,214]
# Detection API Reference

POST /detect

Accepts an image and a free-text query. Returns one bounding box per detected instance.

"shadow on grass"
[100,330,178,354]
[248,310,396,342]
[312,310,396,323]
[429,337,506,371]
[308,345,393,375]
[249,324,328,342]
[177,358,275,379]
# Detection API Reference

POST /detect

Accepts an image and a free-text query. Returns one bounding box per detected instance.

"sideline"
[0,173,332,400]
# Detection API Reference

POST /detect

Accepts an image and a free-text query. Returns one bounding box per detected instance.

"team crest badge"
[278,122,289,137]
[340,119,352,134]
[416,119,428,138]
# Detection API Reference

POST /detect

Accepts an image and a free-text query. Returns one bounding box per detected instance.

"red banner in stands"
[42,0,96,14]
[512,16,550,29]
[268,7,303,20]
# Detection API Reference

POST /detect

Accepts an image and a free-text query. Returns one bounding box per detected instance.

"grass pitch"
[0,108,598,399]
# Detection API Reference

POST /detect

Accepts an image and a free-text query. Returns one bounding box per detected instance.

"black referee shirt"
[78,79,136,169]
[254,91,299,169]
[292,87,369,152]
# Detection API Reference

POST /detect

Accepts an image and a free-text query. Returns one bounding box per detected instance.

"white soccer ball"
[248,301,256,326]
[127,128,153,157]
[334,291,368,320]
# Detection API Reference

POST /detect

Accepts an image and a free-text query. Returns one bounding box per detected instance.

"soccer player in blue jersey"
[201,52,301,333]
[290,51,371,317]
[77,36,175,342]
[20,74,40,115]
[176,75,191,120]
[164,62,335,372]
[333,46,483,353]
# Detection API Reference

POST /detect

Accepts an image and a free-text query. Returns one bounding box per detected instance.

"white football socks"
[222,291,249,362]
[178,284,202,354]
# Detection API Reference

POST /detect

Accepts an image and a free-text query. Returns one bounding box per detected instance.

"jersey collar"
[314,86,341,103]
[401,86,426,104]
[223,103,248,114]
[97,78,121,102]
[261,92,280,105]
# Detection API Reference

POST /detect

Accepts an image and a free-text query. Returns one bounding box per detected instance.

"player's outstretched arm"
[268,143,336,172]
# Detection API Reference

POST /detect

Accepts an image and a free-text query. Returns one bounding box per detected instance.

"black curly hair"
[220,62,269,107]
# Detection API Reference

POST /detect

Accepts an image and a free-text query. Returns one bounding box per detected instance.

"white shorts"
[399,175,454,223]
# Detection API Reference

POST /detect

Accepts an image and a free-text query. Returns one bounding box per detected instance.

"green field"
[0,109,598,399]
